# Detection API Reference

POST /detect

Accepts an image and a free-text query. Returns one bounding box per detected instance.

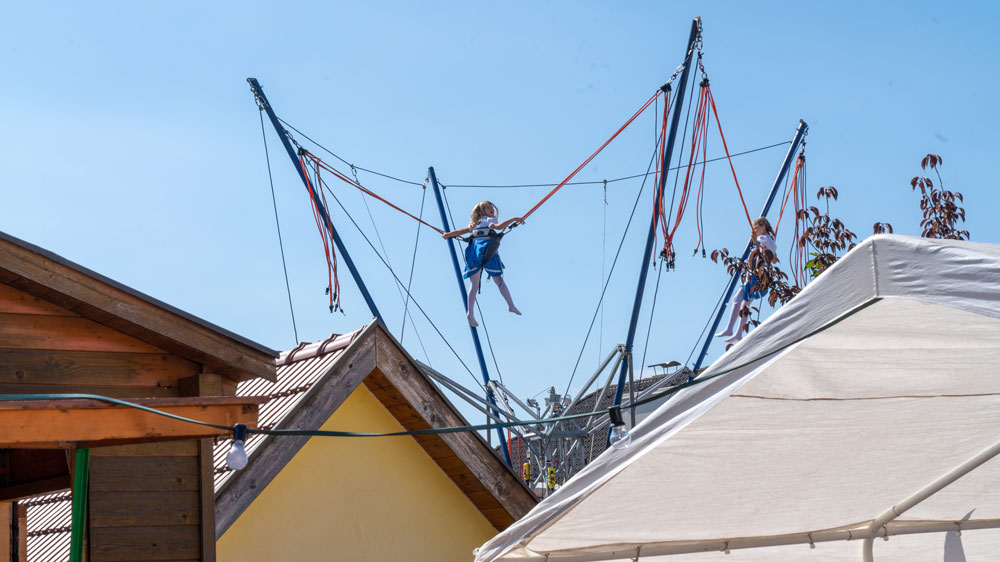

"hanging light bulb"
[608,406,631,450]
[226,424,249,470]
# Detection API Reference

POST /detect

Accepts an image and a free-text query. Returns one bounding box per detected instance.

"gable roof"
[214,320,537,535]
[0,231,277,382]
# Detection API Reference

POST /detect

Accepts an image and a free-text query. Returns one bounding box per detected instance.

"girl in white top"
[443,201,523,327]
[715,217,777,343]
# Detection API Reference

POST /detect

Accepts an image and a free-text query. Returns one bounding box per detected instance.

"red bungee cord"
[705,86,753,229]
[520,88,666,221]
[773,152,808,285]
[304,152,444,234]
[659,81,711,258]
[299,155,341,312]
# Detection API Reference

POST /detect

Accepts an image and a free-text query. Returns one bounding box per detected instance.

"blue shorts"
[463,237,505,278]
[741,274,764,301]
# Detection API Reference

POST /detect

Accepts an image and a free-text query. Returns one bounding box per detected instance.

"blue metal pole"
[610,17,701,413]
[247,78,382,323]
[691,119,809,373]
[428,167,513,466]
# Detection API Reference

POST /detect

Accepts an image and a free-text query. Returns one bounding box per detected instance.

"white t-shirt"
[757,233,777,254]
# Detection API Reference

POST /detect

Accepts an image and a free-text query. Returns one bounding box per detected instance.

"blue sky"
[2,1,997,425]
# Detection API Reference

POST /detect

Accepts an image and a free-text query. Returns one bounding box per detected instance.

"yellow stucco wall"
[217,382,499,562]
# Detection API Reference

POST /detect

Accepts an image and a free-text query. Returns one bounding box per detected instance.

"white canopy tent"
[476,235,1000,562]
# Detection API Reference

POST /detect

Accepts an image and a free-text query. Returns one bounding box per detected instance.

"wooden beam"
[0,397,262,448]
[214,322,379,538]
[0,234,277,382]
[16,502,25,562]
[0,501,9,562]
[177,373,223,397]
[199,439,216,562]
[0,475,71,502]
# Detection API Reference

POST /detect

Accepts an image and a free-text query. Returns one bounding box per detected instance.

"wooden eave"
[0,231,278,383]
[215,321,536,537]
[0,396,263,448]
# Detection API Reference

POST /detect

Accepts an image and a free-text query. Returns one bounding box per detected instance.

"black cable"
[259,110,299,343]
[562,137,660,397]
[276,117,425,186]
[349,164,428,361]
[314,177,487,393]
[684,281,729,368]
[399,183,432,364]
[637,259,665,386]
[444,142,790,189]
[277,105,785,192]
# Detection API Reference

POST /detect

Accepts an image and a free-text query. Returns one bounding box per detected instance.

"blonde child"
[443,201,523,327]
[715,217,777,343]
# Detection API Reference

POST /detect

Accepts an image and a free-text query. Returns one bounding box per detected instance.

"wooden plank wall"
[89,441,206,562]
[0,284,201,397]
[0,282,216,560]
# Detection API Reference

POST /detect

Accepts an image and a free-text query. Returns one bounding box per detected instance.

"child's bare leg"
[467,272,481,326]
[715,291,744,338]
[493,275,521,315]
[726,296,754,343]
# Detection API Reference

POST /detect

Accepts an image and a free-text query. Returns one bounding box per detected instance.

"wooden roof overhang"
[0,396,263,449]
[0,396,261,503]
[0,231,278,383]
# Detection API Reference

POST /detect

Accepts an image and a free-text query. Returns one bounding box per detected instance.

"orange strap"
[774,154,803,234]
[305,153,445,235]
[521,89,664,221]
[663,85,710,253]
[705,87,753,228]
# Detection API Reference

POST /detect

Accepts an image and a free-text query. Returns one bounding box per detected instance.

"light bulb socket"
[608,406,625,427]
[233,423,248,443]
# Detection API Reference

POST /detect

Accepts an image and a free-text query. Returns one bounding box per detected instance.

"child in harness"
[443,201,523,327]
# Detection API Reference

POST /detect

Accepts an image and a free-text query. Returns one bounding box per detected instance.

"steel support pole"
[428,166,513,465]
[611,17,701,416]
[247,78,382,322]
[691,119,808,373]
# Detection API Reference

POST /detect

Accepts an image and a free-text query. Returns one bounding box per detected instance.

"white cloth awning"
[476,235,1000,562]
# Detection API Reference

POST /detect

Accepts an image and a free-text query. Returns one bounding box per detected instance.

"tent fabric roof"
[476,235,1000,561]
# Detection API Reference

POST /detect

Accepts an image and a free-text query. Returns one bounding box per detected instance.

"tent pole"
[525,519,1000,561]
[610,17,701,419]
[861,537,875,562]
[691,119,808,374]
[247,78,383,322]
[428,166,513,466]
[868,434,1000,534]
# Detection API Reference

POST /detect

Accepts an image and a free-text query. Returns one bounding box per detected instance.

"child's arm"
[493,216,525,230]
[442,226,471,239]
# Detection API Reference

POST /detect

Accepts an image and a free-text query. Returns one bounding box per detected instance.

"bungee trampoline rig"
[246,16,811,495]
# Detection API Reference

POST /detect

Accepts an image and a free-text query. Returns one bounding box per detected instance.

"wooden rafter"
[0,396,262,448]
